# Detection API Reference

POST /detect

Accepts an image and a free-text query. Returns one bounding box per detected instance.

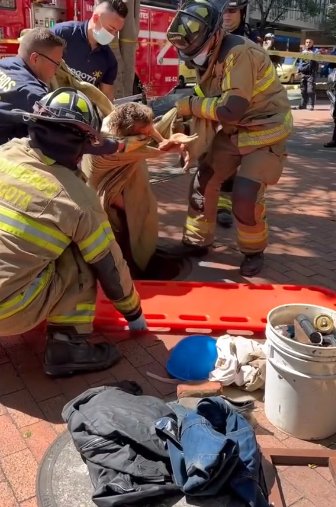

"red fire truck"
[0,0,180,97]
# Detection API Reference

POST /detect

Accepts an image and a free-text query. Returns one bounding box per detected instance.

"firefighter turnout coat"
[0,138,140,335]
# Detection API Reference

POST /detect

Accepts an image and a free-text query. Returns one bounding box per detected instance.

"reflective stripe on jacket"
[190,34,293,152]
[0,138,139,320]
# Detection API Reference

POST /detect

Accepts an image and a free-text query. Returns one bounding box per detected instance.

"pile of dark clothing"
[62,382,269,507]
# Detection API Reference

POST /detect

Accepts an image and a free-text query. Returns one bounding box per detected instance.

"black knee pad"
[232,176,261,226]
[189,159,215,212]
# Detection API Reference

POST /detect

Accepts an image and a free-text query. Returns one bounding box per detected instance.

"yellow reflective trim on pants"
[185,216,213,235]
[0,264,53,320]
[48,306,96,325]
[238,110,293,148]
[218,195,232,211]
[114,288,140,314]
[47,315,95,324]
[237,229,268,244]
[78,222,112,263]
[252,64,276,97]
[76,303,96,311]
[0,206,70,255]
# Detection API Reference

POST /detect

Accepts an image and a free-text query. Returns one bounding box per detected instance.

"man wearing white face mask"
[52,0,127,101]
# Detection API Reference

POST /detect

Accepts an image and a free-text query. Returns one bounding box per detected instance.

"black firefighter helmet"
[23,87,101,143]
[167,0,230,61]
[227,0,248,9]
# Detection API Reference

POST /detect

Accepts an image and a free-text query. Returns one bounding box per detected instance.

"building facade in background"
[247,0,334,49]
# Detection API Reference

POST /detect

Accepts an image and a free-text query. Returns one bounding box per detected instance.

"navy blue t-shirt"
[52,21,118,86]
[0,56,48,144]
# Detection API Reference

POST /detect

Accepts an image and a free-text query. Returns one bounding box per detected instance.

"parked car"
[276,57,301,84]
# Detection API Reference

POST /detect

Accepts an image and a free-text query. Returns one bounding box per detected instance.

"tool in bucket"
[294,314,324,345]
[313,314,335,335]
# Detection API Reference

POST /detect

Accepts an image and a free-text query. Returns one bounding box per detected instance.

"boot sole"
[43,354,121,377]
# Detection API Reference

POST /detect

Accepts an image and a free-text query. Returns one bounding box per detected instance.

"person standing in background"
[52,0,128,101]
[297,38,319,111]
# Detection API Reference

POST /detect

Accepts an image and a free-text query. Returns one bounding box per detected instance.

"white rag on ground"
[209,335,266,391]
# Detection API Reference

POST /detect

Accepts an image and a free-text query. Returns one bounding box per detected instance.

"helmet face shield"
[167,0,230,61]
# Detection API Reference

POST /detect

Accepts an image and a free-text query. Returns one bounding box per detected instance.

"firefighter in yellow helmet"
[0,87,147,376]
[167,0,292,276]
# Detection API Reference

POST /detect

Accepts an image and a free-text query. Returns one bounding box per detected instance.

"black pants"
[300,75,316,108]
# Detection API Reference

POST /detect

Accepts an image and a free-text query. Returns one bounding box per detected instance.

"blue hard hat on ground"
[166,335,218,381]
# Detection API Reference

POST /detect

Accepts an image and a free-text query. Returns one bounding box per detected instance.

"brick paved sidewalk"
[0,105,336,506]
[150,103,336,289]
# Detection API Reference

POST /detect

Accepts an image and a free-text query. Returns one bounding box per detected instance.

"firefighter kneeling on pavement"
[0,87,147,376]
[167,0,293,277]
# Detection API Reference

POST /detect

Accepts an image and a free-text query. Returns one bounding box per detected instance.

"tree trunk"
[111,0,141,98]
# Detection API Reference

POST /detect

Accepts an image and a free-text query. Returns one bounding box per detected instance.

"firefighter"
[52,0,127,101]
[0,88,148,377]
[0,28,65,144]
[223,0,259,41]
[166,0,292,277]
[218,0,260,228]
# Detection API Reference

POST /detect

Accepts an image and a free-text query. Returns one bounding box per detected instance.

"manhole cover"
[37,431,232,507]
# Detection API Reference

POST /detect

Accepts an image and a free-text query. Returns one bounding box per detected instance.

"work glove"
[176,96,192,117]
[128,312,148,332]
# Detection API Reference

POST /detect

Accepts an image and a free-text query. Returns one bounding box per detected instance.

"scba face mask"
[93,23,115,45]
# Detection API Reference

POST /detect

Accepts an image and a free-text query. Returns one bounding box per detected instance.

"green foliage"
[252,0,321,32]
[326,4,336,39]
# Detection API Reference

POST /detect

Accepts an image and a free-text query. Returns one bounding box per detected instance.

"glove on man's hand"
[128,312,148,331]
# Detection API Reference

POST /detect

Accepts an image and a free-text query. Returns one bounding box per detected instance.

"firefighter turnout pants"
[183,131,285,254]
[1,245,96,336]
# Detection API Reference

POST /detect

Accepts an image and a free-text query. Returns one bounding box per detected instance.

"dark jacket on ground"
[62,385,180,506]
[63,386,269,506]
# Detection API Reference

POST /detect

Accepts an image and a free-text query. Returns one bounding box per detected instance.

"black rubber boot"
[44,327,121,377]
[240,252,264,277]
[217,209,233,228]
[158,242,209,258]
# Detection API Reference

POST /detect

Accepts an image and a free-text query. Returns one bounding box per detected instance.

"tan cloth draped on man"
[51,59,198,272]
[20,29,202,271]
[81,111,198,272]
